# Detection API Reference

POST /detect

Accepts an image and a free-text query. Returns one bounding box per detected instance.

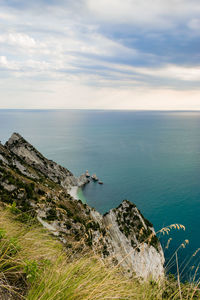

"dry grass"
[0,207,200,299]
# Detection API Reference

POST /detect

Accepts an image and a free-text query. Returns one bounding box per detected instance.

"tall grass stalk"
[1,207,200,299]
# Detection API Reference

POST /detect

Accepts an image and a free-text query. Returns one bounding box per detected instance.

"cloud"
[111,63,200,82]
[0,11,15,20]
[0,56,8,66]
[86,0,200,30]
[0,0,200,109]
[0,33,36,48]
[1,77,200,110]
[140,65,200,81]
[187,18,200,33]
[0,56,18,70]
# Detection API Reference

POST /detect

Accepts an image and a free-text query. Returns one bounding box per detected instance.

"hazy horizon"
[1,108,200,112]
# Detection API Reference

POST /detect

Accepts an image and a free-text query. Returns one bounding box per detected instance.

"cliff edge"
[0,133,165,280]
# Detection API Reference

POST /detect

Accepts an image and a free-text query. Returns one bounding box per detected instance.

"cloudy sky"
[1,0,200,110]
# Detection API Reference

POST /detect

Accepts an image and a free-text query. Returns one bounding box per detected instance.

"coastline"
[69,186,87,204]
[69,186,79,200]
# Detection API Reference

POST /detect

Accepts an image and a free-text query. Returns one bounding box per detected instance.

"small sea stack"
[91,174,98,181]
[85,170,90,178]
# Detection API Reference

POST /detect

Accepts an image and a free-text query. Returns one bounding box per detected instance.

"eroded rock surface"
[102,201,164,280]
[0,133,165,280]
[5,133,89,189]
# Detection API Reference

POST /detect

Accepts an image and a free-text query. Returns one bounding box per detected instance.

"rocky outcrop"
[102,201,164,280]
[89,201,164,280]
[0,133,165,281]
[5,133,89,189]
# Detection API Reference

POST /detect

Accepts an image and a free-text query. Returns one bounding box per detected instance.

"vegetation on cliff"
[0,133,200,299]
[0,207,199,299]
[0,133,165,280]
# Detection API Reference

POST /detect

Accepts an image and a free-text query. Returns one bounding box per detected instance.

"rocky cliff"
[0,133,165,280]
[5,133,89,188]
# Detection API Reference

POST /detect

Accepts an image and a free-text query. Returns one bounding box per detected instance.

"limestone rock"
[1,183,16,192]
[0,133,165,281]
[101,200,165,280]
[5,133,80,189]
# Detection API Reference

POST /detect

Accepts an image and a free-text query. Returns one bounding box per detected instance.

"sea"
[1,109,200,280]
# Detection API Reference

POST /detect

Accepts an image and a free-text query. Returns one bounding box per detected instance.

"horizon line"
[1,108,200,112]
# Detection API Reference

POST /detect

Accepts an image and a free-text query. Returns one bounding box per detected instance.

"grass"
[0,206,200,299]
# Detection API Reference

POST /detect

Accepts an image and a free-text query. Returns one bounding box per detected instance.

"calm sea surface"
[1,109,200,278]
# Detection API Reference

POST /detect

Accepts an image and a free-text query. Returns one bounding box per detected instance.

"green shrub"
[10,201,21,214]
[0,228,6,239]
[24,260,39,284]
[46,208,57,221]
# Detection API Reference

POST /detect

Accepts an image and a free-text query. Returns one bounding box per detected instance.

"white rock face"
[5,133,88,191]
[14,159,39,179]
[77,174,90,186]
[1,182,16,192]
[2,133,165,281]
[37,216,59,236]
[69,186,79,200]
[101,201,165,280]
[0,154,8,165]
[90,208,103,225]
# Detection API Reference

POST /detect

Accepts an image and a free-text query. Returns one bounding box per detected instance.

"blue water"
[1,109,200,279]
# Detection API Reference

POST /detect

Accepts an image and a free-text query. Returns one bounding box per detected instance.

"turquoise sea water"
[77,187,87,204]
[0,109,200,279]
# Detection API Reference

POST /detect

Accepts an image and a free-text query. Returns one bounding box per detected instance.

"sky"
[0,0,200,110]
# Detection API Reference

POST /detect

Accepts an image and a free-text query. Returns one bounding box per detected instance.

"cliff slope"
[0,133,164,280]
